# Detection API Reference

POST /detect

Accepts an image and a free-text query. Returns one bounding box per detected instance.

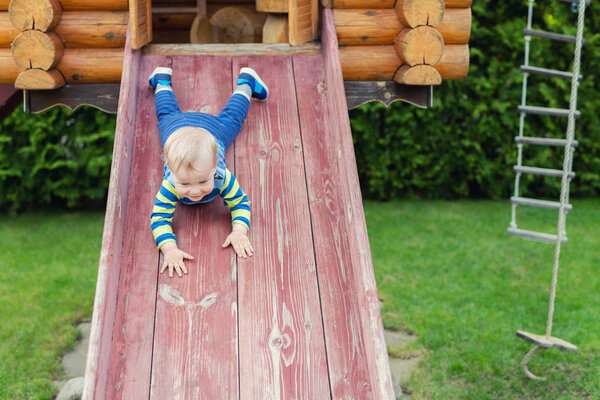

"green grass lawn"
[0,211,104,400]
[1,201,598,399]
[365,199,600,399]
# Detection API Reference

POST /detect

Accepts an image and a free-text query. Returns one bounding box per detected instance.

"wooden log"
[58,48,123,83]
[0,49,21,84]
[0,13,19,47]
[334,8,471,46]
[289,0,317,45]
[394,26,443,66]
[339,45,468,80]
[12,30,64,70]
[339,45,400,81]
[433,43,469,79]
[209,6,265,43]
[130,0,152,49]
[1,11,127,48]
[437,7,471,44]
[256,0,287,13]
[262,14,288,43]
[9,0,62,31]
[395,0,444,28]
[393,64,441,85]
[3,0,129,11]
[332,0,394,8]
[56,11,127,48]
[445,0,472,7]
[15,68,66,89]
[189,15,217,43]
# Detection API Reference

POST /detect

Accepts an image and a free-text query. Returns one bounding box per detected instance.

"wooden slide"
[83,11,394,400]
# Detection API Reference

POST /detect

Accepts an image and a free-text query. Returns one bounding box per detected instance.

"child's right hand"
[160,243,193,278]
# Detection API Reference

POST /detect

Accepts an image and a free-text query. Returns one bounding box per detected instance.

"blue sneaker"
[148,67,172,89]
[237,67,269,100]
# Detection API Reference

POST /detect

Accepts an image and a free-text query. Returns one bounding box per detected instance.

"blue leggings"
[154,89,250,151]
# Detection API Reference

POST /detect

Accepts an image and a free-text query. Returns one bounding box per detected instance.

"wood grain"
[321,9,395,398]
[102,55,170,400]
[234,55,331,399]
[82,35,142,400]
[130,0,152,49]
[150,55,239,400]
[12,30,64,70]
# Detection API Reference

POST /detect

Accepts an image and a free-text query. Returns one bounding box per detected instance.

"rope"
[546,0,586,340]
[522,346,546,381]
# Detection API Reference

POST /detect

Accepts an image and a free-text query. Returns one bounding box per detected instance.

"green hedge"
[0,107,115,212]
[0,0,598,211]
[350,0,600,200]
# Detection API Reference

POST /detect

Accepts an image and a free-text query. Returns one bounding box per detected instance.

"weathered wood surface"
[24,83,120,113]
[149,55,240,400]
[321,9,395,398]
[394,26,443,66]
[130,0,152,49]
[234,54,331,399]
[12,30,64,70]
[9,0,62,31]
[344,80,432,109]
[334,8,471,46]
[394,64,442,85]
[59,49,123,83]
[82,34,142,400]
[289,0,318,45]
[143,43,321,56]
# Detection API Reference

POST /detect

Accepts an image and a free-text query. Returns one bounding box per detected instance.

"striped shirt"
[150,168,251,249]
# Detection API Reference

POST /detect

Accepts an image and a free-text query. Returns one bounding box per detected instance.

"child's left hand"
[222,224,254,258]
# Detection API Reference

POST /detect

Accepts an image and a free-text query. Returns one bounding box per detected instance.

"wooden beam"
[344,81,432,109]
[334,8,471,46]
[394,26,443,66]
[0,48,22,84]
[9,0,62,31]
[142,43,320,56]
[129,0,152,49]
[332,0,394,8]
[256,0,288,13]
[393,64,441,85]
[0,13,19,48]
[395,0,445,28]
[58,48,123,83]
[23,83,119,113]
[3,0,129,11]
[12,30,64,70]
[445,0,472,7]
[263,14,288,44]
[433,43,469,79]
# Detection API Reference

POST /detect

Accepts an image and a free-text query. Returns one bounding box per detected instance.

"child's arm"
[220,168,254,258]
[151,179,194,277]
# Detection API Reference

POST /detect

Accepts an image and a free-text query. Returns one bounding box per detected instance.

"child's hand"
[222,225,254,258]
[160,243,193,278]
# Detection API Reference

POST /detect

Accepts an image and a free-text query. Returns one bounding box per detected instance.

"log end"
[393,64,441,85]
[394,26,444,66]
[15,68,66,89]
[12,30,64,71]
[9,0,63,32]
[395,0,445,28]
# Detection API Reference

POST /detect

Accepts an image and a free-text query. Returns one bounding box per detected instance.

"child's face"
[171,159,216,202]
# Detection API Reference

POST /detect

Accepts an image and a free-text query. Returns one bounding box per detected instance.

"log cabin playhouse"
[2,1,473,399]
[1,0,471,111]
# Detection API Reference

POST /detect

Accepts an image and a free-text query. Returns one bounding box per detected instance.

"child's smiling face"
[171,158,216,201]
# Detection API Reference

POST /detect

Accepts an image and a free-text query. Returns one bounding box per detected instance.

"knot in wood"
[270,336,283,348]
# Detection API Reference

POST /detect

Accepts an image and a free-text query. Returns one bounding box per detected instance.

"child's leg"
[214,85,251,150]
[154,86,182,123]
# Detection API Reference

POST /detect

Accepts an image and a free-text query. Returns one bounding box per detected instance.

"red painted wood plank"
[233,56,331,399]
[104,55,171,399]
[292,53,376,399]
[321,9,395,399]
[150,56,240,400]
[83,38,143,400]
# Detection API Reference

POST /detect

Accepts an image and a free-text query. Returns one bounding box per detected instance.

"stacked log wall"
[0,0,126,87]
[333,0,471,84]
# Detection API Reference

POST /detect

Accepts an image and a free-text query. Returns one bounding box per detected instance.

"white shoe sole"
[149,67,173,80]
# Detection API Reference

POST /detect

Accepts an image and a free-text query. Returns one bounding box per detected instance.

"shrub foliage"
[0,107,115,212]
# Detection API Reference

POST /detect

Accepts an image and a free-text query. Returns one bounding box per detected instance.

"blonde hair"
[164,127,217,173]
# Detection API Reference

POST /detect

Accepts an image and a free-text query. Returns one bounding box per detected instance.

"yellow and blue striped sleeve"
[220,168,251,230]
[150,179,180,249]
